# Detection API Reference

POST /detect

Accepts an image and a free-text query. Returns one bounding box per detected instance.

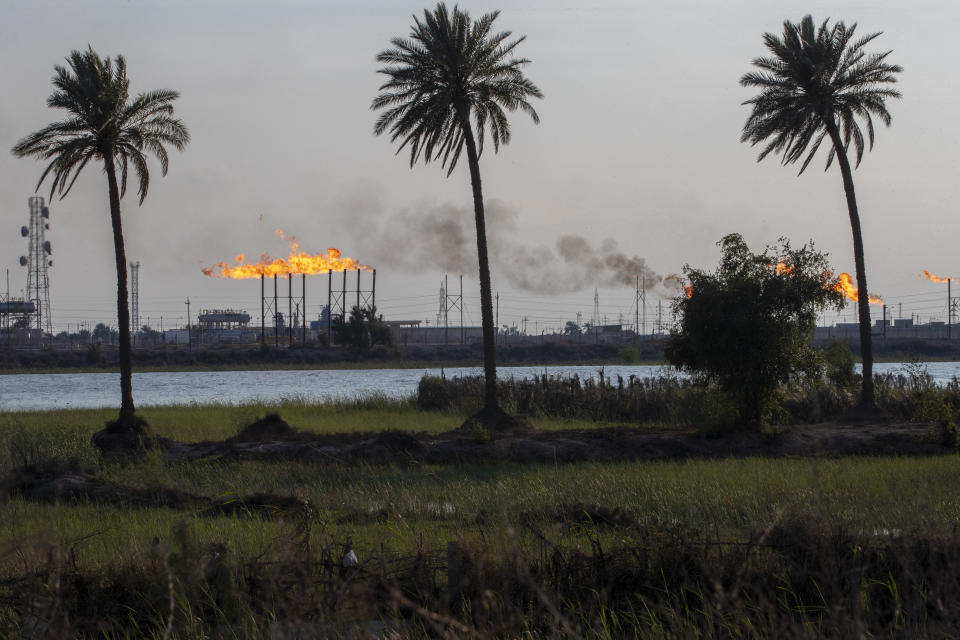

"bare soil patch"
[163,418,948,465]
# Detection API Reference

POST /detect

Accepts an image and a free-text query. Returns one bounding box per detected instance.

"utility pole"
[642,276,646,337]
[4,269,8,349]
[185,298,191,348]
[635,274,640,339]
[130,261,140,346]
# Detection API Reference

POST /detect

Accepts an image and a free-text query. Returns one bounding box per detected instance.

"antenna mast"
[22,196,52,337]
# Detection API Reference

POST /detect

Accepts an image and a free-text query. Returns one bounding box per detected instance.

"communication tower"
[20,196,52,336]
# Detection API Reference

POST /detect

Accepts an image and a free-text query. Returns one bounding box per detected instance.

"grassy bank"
[2,394,960,636]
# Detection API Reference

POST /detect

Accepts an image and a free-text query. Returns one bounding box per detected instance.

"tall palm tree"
[12,47,189,435]
[740,16,901,410]
[372,3,541,421]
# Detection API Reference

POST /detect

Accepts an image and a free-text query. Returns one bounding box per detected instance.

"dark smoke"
[337,195,668,295]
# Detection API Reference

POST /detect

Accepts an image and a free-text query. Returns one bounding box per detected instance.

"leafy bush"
[417,375,451,411]
[666,234,843,427]
[823,337,856,389]
[917,392,958,447]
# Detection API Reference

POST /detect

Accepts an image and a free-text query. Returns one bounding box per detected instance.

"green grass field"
[4,400,960,637]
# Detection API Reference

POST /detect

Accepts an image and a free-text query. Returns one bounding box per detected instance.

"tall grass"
[419,368,960,429]
[5,371,960,635]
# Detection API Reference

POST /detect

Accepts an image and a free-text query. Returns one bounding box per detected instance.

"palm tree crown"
[12,47,189,202]
[740,15,901,174]
[372,3,542,174]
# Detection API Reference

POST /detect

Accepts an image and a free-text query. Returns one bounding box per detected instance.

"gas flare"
[922,270,953,284]
[202,237,371,279]
[833,273,883,305]
[774,262,794,276]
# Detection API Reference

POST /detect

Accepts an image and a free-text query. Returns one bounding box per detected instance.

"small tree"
[665,234,844,427]
[92,322,117,344]
[563,321,582,337]
[333,306,392,352]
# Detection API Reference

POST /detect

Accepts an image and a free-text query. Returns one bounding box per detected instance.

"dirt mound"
[229,413,299,443]
[3,465,309,515]
[367,430,423,452]
[153,419,952,467]
[91,416,169,460]
[3,463,200,508]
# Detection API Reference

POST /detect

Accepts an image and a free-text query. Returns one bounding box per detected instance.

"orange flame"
[774,261,794,276]
[202,236,372,279]
[922,270,953,284]
[833,273,883,305]
[684,285,693,299]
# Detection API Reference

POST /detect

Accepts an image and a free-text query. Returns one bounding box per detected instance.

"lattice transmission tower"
[20,196,52,336]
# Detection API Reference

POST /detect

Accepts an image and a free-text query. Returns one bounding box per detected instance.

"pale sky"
[1,0,957,334]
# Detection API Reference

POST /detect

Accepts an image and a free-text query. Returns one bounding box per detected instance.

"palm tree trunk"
[459,113,499,413]
[825,119,876,409]
[104,154,136,425]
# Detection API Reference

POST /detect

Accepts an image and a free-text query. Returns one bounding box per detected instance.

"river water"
[0,362,957,412]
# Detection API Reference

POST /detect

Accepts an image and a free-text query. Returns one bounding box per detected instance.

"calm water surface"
[0,362,956,412]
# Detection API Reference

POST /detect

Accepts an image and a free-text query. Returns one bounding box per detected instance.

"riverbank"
[3,335,960,374]
[0,341,656,374]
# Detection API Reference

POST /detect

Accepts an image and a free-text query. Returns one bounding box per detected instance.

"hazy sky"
[1,0,957,333]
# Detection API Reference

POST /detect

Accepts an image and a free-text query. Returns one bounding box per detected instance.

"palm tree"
[740,16,901,410]
[12,47,189,437]
[372,3,542,422]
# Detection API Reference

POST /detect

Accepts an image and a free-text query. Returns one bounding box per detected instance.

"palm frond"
[11,46,188,205]
[740,15,901,173]
[372,2,541,174]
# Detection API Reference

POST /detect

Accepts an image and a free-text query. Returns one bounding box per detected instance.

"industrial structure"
[255,268,377,347]
[2,197,52,344]
[23,196,52,336]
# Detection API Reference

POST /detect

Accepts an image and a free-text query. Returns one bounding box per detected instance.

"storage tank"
[0,301,36,314]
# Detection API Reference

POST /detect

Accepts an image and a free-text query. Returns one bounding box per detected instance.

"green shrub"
[461,418,492,444]
[85,342,103,364]
[823,338,856,389]
[417,375,451,411]
[920,393,958,447]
